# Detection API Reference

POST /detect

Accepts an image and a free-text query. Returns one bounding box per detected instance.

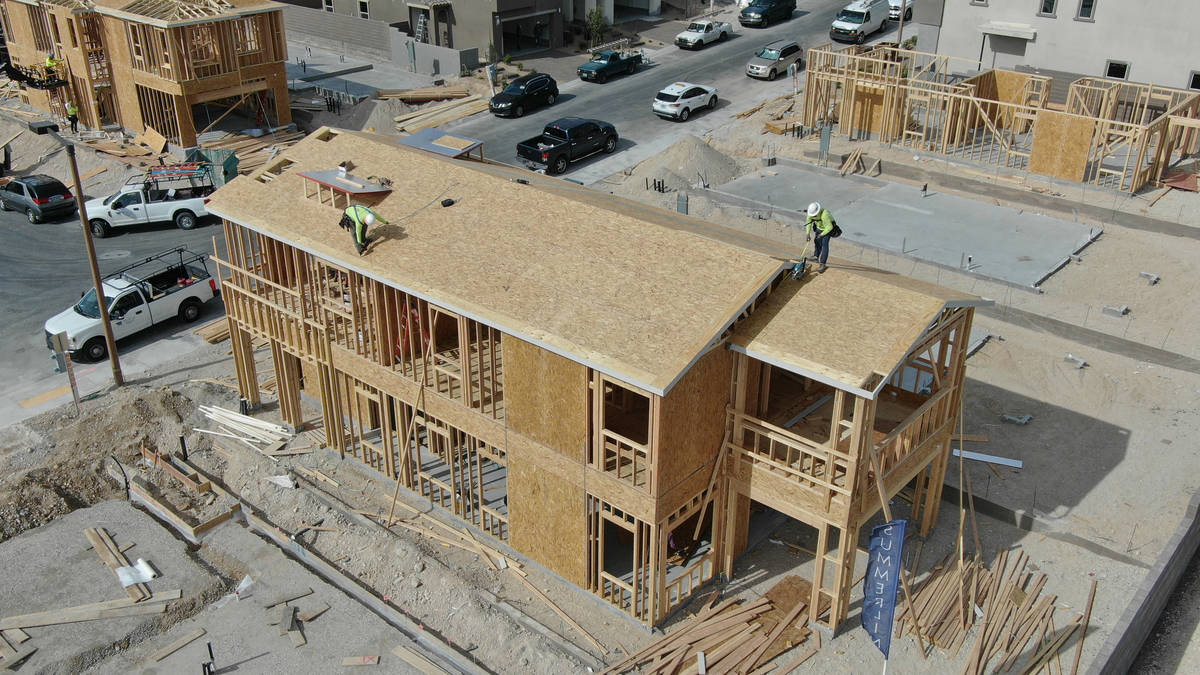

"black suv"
[739,0,795,27]
[0,174,75,223]
[489,73,559,118]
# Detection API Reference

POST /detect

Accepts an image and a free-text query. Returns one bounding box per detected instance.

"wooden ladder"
[812,520,857,632]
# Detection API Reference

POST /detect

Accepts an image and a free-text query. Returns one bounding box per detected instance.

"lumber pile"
[195,405,292,462]
[604,577,816,674]
[839,147,865,176]
[193,318,230,343]
[895,550,1096,675]
[377,87,469,102]
[393,96,489,133]
[200,130,306,175]
[763,114,804,135]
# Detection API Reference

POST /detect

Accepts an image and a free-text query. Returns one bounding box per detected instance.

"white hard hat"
[364,212,376,226]
[807,202,821,217]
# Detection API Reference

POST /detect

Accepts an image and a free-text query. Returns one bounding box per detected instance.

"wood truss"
[803,43,1200,193]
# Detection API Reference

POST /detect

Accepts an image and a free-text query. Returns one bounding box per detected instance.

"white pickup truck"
[44,248,218,362]
[675,19,733,49]
[85,171,214,238]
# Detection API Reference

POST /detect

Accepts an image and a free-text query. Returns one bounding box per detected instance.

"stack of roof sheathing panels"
[393,96,489,133]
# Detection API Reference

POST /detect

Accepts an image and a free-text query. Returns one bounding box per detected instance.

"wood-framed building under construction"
[0,0,291,146]
[206,127,986,632]
[802,43,1200,194]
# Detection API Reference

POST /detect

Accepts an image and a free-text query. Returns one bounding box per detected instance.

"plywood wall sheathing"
[655,347,732,496]
[507,434,588,587]
[503,336,588,462]
[1028,110,1096,182]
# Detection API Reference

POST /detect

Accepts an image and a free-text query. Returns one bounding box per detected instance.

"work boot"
[818,264,827,273]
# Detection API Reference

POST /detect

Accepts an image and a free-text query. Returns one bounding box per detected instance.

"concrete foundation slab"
[708,161,1101,288]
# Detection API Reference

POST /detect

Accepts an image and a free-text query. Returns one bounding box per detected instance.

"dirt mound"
[613,134,749,198]
[0,382,236,542]
[0,115,141,200]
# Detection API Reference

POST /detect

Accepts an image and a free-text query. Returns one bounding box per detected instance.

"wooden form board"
[502,336,588,462]
[656,346,731,495]
[1028,110,1096,182]
[205,128,783,396]
[730,272,948,393]
[506,438,588,587]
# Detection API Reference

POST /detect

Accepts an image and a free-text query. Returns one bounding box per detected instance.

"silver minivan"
[745,40,804,81]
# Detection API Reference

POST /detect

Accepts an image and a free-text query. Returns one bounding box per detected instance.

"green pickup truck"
[577,50,643,83]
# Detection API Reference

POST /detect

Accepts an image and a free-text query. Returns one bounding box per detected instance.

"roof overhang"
[979,21,1036,40]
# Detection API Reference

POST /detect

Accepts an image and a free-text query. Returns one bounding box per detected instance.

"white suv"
[653,82,718,121]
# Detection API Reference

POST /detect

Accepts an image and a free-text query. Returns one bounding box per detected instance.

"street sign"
[49,330,81,415]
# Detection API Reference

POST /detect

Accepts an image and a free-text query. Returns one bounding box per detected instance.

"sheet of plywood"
[205,128,782,396]
[1029,110,1095,182]
[506,435,587,587]
[730,271,947,392]
[502,336,588,462]
[656,347,731,496]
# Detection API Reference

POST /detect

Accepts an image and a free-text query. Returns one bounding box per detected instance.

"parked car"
[675,20,732,49]
[577,50,643,83]
[830,0,890,44]
[516,117,618,175]
[43,247,217,362]
[0,174,75,223]
[746,40,804,81]
[653,82,718,121]
[85,171,214,237]
[489,73,558,118]
[738,0,795,28]
[888,0,912,21]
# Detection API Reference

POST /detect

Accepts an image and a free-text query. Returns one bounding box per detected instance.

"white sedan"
[652,82,718,122]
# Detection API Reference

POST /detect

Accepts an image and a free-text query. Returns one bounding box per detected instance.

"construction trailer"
[206,126,986,632]
[802,43,1200,193]
[0,0,291,147]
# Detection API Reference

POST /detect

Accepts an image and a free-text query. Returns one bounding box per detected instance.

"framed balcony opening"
[589,373,654,488]
[660,493,716,617]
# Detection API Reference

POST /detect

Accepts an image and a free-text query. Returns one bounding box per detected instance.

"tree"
[586,8,608,47]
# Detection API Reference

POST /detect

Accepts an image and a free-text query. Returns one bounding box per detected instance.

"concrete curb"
[1088,488,1200,675]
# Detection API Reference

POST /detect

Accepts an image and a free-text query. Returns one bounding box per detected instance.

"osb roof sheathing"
[207,129,785,396]
[730,270,953,397]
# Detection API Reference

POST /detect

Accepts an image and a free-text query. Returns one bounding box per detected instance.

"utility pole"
[896,0,907,47]
[56,132,124,387]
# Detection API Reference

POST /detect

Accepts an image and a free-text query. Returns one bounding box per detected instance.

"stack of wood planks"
[604,576,817,675]
[200,130,306,175]
[195,405,292,462]
[377,87,469,102]
[193,318,230,343]
[393,96,489,133]
[895,550,1097,675]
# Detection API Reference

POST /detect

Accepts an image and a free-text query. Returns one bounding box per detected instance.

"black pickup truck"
[515,117,619,175]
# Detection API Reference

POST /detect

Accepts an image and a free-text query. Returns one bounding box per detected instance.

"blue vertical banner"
[862,519,908,659]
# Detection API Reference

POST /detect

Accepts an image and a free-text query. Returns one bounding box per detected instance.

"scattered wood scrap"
[0,590,180,630]
[377,87,469,102]
[148,626,206,662]
[263,588,313,609]
[0,635,36,671]
[85,528,151,601]
[840,147,864,176]
[894,550,1091,675]
[393,96,489,133]
[200,130,306,175]
[342,655,380,666]
[604,576,816,674]
[392,644,447,674]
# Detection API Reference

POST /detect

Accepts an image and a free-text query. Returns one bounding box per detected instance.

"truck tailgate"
[516,138,555,164]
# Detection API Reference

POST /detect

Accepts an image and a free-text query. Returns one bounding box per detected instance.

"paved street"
[446,0,910,184]
[0,206,227,426]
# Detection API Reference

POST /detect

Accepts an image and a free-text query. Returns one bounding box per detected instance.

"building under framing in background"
[206,126,985,631]
[0,0,291,146]
[802,43,1200,194]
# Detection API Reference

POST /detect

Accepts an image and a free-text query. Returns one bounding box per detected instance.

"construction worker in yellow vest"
[66,101,79,133]
[341,204,388,256]
[805,202,839,273]
[44,52,63,75]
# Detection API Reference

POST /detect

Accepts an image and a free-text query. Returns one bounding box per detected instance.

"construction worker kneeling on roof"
[341,204,388,256]
[805,202,841,273]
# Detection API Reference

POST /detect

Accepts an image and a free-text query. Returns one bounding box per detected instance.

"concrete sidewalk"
[285,43,435,99]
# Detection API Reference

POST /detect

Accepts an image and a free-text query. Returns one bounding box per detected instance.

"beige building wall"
[935,0,1200,90]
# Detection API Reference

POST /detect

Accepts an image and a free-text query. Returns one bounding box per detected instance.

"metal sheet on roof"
[397,128,483,159]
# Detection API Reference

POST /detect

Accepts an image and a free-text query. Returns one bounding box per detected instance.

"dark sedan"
[489,73,559,118]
